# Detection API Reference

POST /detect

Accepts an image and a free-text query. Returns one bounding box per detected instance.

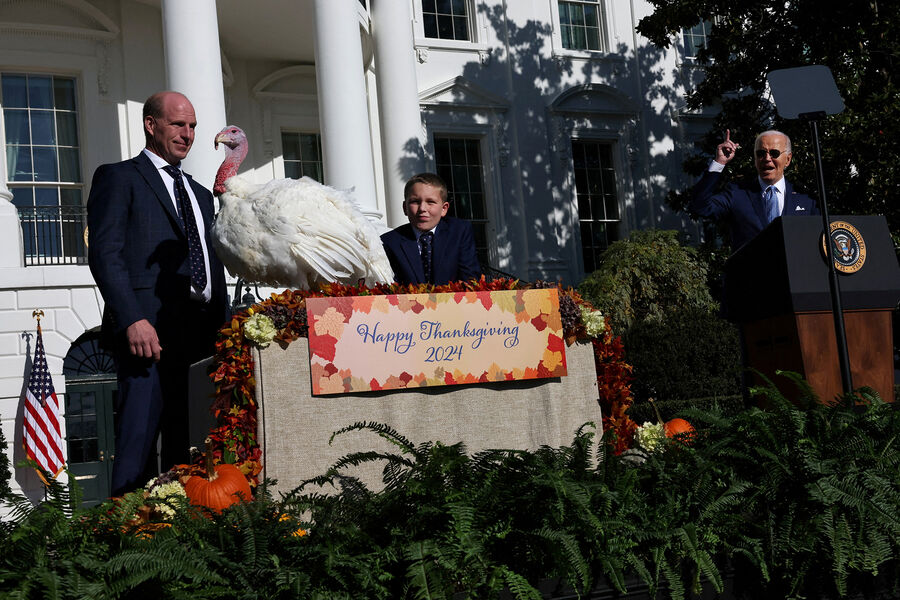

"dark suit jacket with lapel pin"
[381,216,481,285]
[689,170,819,251]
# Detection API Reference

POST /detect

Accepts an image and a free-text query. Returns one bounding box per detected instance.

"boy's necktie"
[163,165,207,291]
[419,231,434,284]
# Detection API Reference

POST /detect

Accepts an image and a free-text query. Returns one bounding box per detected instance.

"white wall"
[0,266,103,508]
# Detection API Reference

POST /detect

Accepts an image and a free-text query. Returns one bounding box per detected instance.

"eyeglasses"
[755,148,783,159]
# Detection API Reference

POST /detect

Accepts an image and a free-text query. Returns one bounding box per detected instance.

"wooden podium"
[724,216,900,403]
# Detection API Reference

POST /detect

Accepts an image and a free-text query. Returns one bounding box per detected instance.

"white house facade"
[0,0,711,505]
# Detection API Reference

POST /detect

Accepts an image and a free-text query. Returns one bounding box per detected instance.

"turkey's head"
[214,125,249,196]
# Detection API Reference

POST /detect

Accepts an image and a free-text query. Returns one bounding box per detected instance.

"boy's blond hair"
[404,172,448,202]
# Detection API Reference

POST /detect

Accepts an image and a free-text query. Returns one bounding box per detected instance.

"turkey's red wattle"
[213,125,248,196]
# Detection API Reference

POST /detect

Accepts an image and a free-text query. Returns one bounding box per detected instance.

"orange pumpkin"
[185,463,252,513]
[185,439,252,513]
[664,418,695,443]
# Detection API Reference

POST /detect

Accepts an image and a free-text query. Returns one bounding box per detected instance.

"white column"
[312,0,380,219]
[371,0,426,227]
[0,108,24,267]
[160,0,227,190]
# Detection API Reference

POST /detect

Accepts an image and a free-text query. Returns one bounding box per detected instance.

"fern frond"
[330,450,416,473]
[658,553,686,600]
[536,527,589,591]
[104,538,230,595]
[329,421,418,455]
[598,556,627,594]
[500,567,542,600]
[403,540,448,600]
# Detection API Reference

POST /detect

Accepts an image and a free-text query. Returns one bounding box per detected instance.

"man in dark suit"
[690,129,818,251]
[88,91,227,496]
[381,172,481,285]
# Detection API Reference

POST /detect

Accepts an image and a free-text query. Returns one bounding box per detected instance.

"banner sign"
[306,289,567,395]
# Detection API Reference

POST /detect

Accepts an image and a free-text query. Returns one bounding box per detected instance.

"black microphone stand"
[802,111,853,394]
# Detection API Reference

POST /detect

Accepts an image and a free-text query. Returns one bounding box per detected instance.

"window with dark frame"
[433,135,489,269]
[558,0,605,51]
[2,72,84,264]
[682,20,713,60]
[421,0,471,41]
[571,139,619,273]
[281,132,324,183]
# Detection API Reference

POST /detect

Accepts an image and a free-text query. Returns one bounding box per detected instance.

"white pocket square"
[795,206,806,211]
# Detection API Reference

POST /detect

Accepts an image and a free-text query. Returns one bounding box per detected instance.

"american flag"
[23,322,65,481]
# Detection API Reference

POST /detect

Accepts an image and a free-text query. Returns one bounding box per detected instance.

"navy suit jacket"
[381,217,481,285]
[689,170,819,251]
[87,152,227,351]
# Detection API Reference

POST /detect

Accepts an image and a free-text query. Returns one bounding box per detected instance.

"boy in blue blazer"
[381,173,481,285]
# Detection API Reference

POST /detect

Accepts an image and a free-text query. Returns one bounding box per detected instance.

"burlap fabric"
[254,339,602,494]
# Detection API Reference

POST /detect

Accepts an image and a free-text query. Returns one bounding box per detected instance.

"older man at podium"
[690,129,819,251]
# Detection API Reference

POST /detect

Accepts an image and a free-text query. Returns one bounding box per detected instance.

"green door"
[63,331,118,506]
[64,380,116,506]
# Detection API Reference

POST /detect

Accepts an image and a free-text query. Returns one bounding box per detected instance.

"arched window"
[63,330,116,380]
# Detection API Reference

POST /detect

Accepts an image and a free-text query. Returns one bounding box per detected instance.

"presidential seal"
[821,221,866,274]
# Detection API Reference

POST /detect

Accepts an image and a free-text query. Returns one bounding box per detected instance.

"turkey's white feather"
[212,175,394,290]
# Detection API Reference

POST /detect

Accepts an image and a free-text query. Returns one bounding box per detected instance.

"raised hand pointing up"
[715,129,741,165]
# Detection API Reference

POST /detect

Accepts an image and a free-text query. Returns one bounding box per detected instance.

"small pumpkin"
[184,438,252,513]
[664,417,695,443]
[648,398,695,445]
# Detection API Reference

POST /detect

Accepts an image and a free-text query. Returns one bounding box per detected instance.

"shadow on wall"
[391,5,695,284]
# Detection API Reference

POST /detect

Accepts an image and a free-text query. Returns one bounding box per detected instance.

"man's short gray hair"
[755,130,792,154]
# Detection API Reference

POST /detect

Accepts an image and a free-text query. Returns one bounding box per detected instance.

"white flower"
[634,421,666,454]
[580,306,606,337]
[243,313,277,347]
[147,481,186,519]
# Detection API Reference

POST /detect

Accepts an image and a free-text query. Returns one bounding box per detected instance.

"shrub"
[577,230,717,336]
[624,307,742,405]
[695,240,731,306]
[578,231,741,413]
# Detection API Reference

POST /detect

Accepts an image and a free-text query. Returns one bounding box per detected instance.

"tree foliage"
[637,0,900,237]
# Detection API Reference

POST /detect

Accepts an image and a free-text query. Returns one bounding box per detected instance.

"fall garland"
[208,277,637,483]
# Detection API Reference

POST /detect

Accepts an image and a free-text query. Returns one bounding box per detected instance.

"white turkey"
[211,125,394,290]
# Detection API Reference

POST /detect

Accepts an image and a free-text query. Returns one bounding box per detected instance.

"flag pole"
[32,309,48,501]
[23,308,66,486]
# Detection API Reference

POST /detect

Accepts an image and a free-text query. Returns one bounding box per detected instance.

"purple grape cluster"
[261,304,295,330]
[531,280,581,333]
[558,293,581,333]
[258,303,309,336]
